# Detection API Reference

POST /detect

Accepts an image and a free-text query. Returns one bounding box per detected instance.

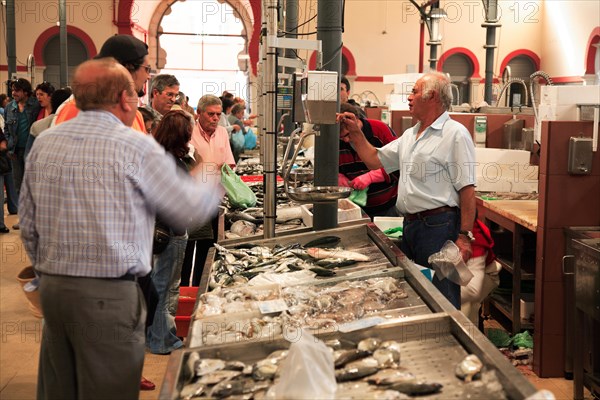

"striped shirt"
[19,110,222,278]
[339,118,399,217]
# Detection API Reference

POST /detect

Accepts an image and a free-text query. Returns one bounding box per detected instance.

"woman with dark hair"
[26,88,72,157]
[147,109,196,354]
[35,82,55,121]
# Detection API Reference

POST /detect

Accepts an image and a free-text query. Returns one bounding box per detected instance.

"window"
[159,0,248,107]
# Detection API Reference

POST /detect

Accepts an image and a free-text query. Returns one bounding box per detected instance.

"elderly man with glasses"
[145,74,180,120]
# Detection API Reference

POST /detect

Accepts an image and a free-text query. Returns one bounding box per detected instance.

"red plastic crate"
[175,316,191,338]
[177,286,198,317]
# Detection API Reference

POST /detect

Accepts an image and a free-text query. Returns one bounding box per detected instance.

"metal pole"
[59,0,69,87]
[6,0,16,90]
[313,0,343,230]
[262,0,278,238]
[482,0,501,104]
[282,0,298,136]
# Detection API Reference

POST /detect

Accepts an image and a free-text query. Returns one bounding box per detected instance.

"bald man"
[338,71,476,309]
[20,58,222,399]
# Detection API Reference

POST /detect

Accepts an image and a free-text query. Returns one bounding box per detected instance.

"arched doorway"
[500,51,540,107]
[441,53,474,105]
[152,0,250,108]
[42,34,88,88]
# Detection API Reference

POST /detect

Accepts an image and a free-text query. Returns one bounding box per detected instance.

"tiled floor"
[0,209,595,399]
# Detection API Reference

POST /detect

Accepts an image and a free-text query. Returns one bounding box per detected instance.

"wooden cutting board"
[479,200,538,232]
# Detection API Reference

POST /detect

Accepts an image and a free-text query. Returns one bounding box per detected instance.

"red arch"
[33,26,97,66]
[117,0,134,34]
[585,26,600,74]
[499,49,541,76]
[308,46,357,76]
[248,1,261,76]
[437,47,481,78]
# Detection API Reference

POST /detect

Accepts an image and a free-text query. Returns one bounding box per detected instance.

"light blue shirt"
[377,112,476,215]
[20,110,222,278]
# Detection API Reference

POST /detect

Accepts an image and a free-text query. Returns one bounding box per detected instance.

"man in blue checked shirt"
[19,58,223,400]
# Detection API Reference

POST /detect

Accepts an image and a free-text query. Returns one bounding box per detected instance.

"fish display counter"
[161,223,538,399]
[160,312,537,399]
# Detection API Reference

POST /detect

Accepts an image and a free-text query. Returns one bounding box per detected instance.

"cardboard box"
[301,199,362,227]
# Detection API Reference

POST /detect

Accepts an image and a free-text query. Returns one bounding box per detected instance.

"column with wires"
[313,0,343,230]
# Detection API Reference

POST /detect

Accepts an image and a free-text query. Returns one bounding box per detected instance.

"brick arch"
[437,47,481,78]
[585,26,600,75]
[33,26,96,67]
[499,50,541,77]
[308,46,357,76]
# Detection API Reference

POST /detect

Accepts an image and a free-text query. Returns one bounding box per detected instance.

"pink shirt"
[190,122,235,176]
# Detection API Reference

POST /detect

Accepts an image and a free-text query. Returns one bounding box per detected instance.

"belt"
[39,272,137,282]
[404,206,457,221]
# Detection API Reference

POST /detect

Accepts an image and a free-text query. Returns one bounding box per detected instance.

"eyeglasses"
[163,91,180,101]
[136,64,152,73]
[205,111,222,118]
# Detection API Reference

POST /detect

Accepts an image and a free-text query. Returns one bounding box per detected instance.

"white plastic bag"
[266,329,336,399]
[428,241,474,286]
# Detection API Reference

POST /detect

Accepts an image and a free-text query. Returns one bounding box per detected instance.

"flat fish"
[307,247,370,262]
[230,220,257,237]
[304,235,342,248]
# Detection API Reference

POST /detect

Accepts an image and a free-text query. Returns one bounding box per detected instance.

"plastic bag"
[221,164,257,209]
[230,130,245,155]
[512,330,533,349]
[266,329,336,399]
[487,328,512,347]
[428,240,474,286]
[348,188,368,207]
[245,127,257,150]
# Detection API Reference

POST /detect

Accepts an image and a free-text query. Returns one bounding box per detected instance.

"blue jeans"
[400,209,461,309]
[4,172,18,214]
[11,147,26,195]
[147,234,187,354]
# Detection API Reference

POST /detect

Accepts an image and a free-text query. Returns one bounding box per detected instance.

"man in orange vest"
[54,34,151,133]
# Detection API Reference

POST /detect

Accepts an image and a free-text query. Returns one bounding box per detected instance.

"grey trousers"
[37,274,146,400]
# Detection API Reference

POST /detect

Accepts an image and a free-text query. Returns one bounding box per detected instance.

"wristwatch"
[459,230,475,242]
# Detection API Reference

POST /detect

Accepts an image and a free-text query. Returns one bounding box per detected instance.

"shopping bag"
[221,164,257,209]
[348,188,368,207]
[244,127,257,150]
[230,130,245,155]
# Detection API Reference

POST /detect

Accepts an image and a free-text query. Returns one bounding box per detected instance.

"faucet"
[450,83,461,106]
[496,78,528,110]
[529,71,554,121]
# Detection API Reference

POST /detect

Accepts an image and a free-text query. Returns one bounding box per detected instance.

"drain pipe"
[262,0,278,238]
[313,0,343,230]
[482,0,501,104]
[5,0,16,90]
[59,0,68,87]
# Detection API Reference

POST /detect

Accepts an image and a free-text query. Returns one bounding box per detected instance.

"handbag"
[221,164,257,209]
[152,220,171,255]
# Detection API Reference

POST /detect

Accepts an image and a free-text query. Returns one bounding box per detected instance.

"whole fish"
[307,247,370,262]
